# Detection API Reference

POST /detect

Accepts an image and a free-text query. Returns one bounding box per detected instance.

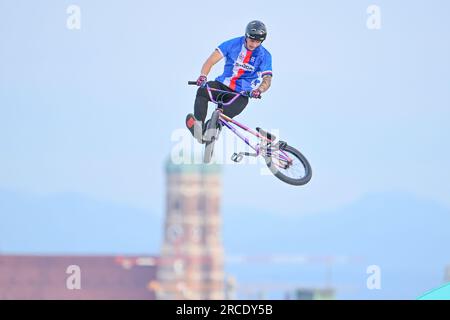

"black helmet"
[245,20,267,42]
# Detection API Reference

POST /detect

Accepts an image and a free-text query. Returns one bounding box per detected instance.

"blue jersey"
[215,36,273,93]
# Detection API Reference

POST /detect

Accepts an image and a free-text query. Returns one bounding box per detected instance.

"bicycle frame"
[205,84,293,163]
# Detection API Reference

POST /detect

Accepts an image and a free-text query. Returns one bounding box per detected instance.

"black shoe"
[185,113,205,144]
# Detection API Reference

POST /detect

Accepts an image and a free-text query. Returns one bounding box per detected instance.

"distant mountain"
[0,189,161,255]
[223,192,450,299]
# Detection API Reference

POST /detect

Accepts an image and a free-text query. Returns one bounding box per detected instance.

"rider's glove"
[197,74,207,87]
[250,89,262,99]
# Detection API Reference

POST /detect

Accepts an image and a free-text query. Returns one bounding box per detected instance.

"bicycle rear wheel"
[264,144,312,186]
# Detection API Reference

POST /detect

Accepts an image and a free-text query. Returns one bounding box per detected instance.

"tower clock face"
[168,225,183,242]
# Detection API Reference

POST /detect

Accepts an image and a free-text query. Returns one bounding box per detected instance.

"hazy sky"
[1,0,449,216]
[1,0,450,300]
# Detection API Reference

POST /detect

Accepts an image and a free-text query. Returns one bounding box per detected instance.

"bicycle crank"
[231,152,258,163]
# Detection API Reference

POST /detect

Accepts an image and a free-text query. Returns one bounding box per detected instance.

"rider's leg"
[190,81,248,141]
[222,95,249,119]
[193,81,224,123]
[193,88,209,125]
[193,81,228,136]
[189,82,213,142]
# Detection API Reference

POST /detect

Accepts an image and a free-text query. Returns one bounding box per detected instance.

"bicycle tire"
[264,144,312,186]
[203,110,221,163]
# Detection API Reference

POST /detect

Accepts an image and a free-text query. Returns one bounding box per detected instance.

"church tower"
[155,159,224,299]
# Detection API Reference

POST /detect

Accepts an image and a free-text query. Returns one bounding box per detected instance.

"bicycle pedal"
[231,153,244,163]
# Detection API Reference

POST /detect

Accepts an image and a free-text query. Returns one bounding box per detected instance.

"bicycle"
[187,81,312,186]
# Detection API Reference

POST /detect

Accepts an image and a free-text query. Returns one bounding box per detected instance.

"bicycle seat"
[256,127,276,141]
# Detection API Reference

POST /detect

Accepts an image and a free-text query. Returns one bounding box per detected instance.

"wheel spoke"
[271,150,306,180]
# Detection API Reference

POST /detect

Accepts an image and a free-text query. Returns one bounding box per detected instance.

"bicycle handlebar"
[187,80,260,99]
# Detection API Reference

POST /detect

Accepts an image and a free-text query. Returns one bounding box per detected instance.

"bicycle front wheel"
[264,144,312,186]
[203,110,221,164]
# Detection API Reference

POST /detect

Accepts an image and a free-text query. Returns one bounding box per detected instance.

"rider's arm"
[258,75,272,93]
[200,50,223,77]
[256,50,273,94]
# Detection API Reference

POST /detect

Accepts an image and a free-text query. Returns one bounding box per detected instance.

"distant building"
[0,255,157,299]
[155,158,225,299]
[289,287,336,300]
